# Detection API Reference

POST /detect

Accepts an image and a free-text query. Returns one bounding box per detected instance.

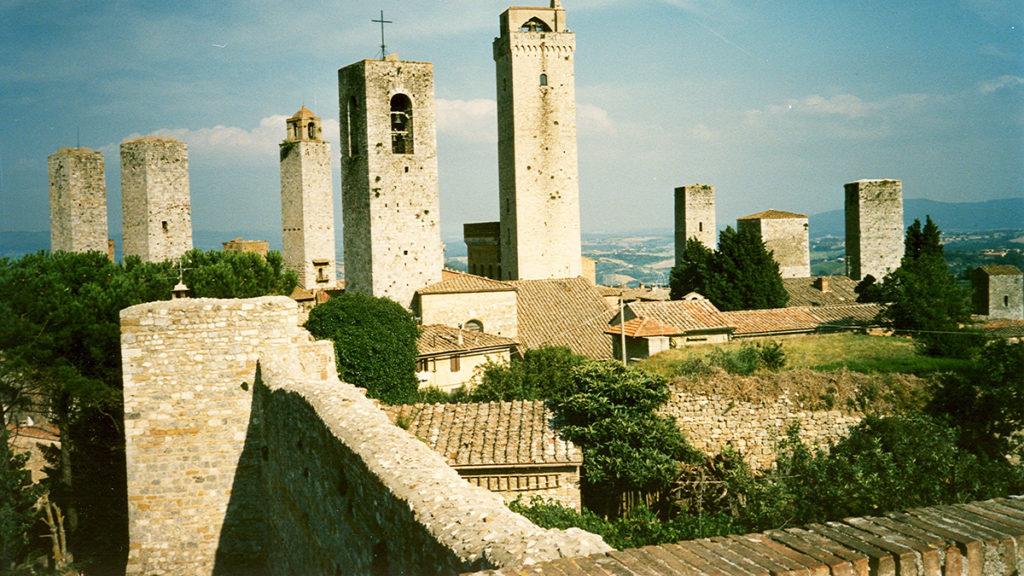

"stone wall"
[845,179,903,281]
[120,137,194,263]
[674,184,716,263]
[663,392,862,469]
[495,5,582,281]
[418,290,519,339]
[121,297,609,575]
[48,147,109,254]
[737,213,810,279]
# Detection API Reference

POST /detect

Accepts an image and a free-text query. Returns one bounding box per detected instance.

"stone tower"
[972,265,1024,320]
[674,184,716,264]
[844,179,903,281]
[736,210,810,278]
[48,147,109,254]
[494,1,582,281]
[280,107,336,290]
[338,55,443,308]
[120,137,193,263]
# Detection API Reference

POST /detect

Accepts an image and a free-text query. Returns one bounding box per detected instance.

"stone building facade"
[674,184,716,263]
[495,1,582,281]
[338,55,443,308]
[120,137,193,263]
[973,265,1024,320]
[736,209,810,278]
[221,238,269,257]
[280,107,336,290]
[844,179,903,281]
[465,221,502,280]
[47,147,109,254]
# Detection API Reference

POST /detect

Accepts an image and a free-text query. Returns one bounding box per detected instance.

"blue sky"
[1,0,1021,244]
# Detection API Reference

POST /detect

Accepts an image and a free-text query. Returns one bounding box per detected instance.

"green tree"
[471,346,586,402]
[304,292,420,404]
[0,425,44,571]
[669,227,789,311]
[180,249,297,298]
[548,361,702,516]
[875,217,972,356]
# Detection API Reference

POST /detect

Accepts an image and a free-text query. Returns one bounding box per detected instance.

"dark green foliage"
[927,339,1024,459]
[853,274,885,303]
[549,361,703,504]
[180,249,297,298]
[669,227,789,311]
[672,341,787,376]
[471,346,586,402]
[304,292,420,405]
[0,425,44,570]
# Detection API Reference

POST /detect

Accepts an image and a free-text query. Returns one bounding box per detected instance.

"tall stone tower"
[494,0,582,281]
[737,210,810,278]
[674,184,716,265]
[338,55,443,308]
[844,179,903,281]
[48,147,109,254]
[120,137,193,263]
[280,107,336,290]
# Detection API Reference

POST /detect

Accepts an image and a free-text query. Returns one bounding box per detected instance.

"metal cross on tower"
[372,10,392,60]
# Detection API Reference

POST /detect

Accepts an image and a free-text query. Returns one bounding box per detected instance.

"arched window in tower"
[390,94,413,154]
[293,124,301,140]
[520,17,551,32]
[347,96,360,157]
[307,121,316,140]
[540,73,548,86]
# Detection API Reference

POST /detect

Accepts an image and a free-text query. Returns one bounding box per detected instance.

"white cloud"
[979,75,1024,94]
[577,103,614,134]
[436,98,496,143]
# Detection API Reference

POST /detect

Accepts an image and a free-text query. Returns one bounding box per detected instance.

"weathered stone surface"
[675,184,716,263]
[844,179,903,281]
[120,137,193,263]
[48,147,108,254]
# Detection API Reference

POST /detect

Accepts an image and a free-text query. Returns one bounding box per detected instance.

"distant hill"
[809,198,1024,238]
[0,229,282,260]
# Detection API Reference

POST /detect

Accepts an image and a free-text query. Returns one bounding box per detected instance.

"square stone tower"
[120,137,193,263]
[674,184,716,264]
[338,55,443,308]
[48,147,109,254]
[280,107,336,290]
[844,179,903,281]
[736,210,810,278]
[972,265,1023,319]
[494,1,582,281]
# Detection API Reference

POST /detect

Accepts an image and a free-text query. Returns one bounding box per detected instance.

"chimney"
[814,277,829,292]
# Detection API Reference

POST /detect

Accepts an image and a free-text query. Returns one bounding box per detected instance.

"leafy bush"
[471,346,586,402]
[672,341,785,376]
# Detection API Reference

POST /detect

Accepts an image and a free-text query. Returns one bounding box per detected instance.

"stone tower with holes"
[120,137,193,263]
[844,179,903,281]
[338,55,443,308]
[48,147,109,254]
[280,107,336,290]
[737,210,810,278]
[674,184,716,265]
[494,0,582,281]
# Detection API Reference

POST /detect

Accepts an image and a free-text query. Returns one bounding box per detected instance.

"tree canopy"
[669,227,789,311]
[304,292,420,405]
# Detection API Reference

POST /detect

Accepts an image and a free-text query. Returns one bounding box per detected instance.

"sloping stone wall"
[121,297,609,575]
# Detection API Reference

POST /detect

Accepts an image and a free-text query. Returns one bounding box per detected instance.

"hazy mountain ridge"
[808,198,1024,238]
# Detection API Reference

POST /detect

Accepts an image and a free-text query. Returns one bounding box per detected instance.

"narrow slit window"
[347,96,359,157]
[540,73,548,86]
[307,122,316,139]
[390,94,413,154]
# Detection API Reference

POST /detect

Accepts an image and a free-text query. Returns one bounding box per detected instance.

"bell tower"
[494,1,582,280]
[280,106,336,290]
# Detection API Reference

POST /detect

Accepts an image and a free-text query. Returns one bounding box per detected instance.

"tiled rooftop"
[605,317,683,338]
[383,401,581,468]
[782,276,861,307]
[417,324,517,356]
[510,277,615,359]
[418,269,516,295]
[626,297,733,334]
[978,265,1023,276]
[737,209,808,220]
[722,303,882,337]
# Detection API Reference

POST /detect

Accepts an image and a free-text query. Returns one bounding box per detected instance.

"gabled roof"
[605,317,682,338]
[382,400,581,468]
[416,324,517,356]
[509,277,615,359]
[782,276,860,307]
[626,297,733,334]
[806,303,883,326]
[417,269,515,295]
[978,265,1023,276]
[737,209,807,220]
[721,303,883,337]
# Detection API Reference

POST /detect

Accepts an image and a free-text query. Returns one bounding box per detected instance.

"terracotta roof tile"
[722,303,883,337]
[383,401,581,467]
[738,209,807,220]
[605,317,683,337]
[418,269,516,295]
[978,265,1023,276]
[416,324,517,356]
[510,277,615,359]
[626,297,733,333]
[782,276,860,307]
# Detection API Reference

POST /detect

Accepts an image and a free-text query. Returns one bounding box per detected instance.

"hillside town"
[3,1,1023,575]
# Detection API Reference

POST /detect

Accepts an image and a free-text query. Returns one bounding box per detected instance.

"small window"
[293,124,300,140]
[539,73,548,86]
[417,359,428,372]
[520,17,551,32]
[161,221,168,232]
[450,356,461,372]
[1005,295,1010,307]
[390,94,413,154]
[698,222,703,232]
[307,122,316,139]
[464,319,483,333]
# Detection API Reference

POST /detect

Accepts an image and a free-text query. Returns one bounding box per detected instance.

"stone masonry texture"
[48,147,109,254]
[280,107,336,290]
[845,179,903,281]
[675,184,716,264]
[495,4,582,280]
[120,137,194,263]
[736,211,810,279]
[120,297,610,575]
[338,57,444,308]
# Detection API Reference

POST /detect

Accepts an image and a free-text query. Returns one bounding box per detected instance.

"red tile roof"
[782,275,860,307]
[605,317,683,338]
[416,324,517,356]
[722,303,883,337]
[626,297,733,334]
[383,401,581,468]
[418,269,516,295]
[510,277,615,359]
